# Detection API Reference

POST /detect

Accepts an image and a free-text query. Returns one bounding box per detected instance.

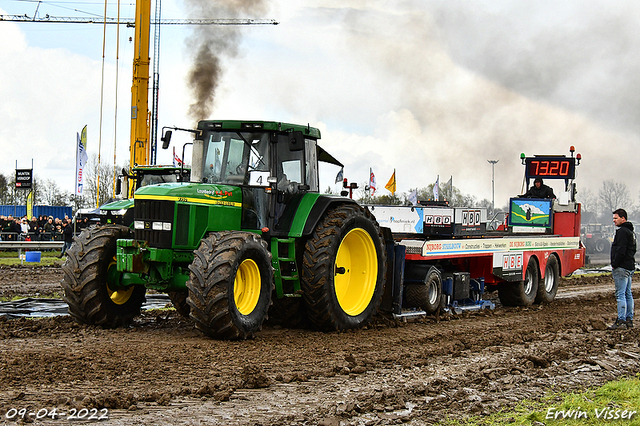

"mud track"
[0,265,638,425]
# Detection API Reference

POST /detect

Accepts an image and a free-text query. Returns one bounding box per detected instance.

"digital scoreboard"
[524,157,576,180]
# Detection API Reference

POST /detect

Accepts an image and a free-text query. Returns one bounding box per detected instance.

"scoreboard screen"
[525,157,575,180]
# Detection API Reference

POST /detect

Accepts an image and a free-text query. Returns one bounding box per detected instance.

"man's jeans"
[60,241,72,257]
[612,267,634,321]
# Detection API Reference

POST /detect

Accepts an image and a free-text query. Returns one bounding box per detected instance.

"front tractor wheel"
[186,231,273,340]
[61,225,146,328]
[301,204,386,331]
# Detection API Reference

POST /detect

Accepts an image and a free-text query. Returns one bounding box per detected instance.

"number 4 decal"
[248,171,270,187]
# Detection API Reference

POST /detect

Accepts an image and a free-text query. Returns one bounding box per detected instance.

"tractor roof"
[198,120,322,139]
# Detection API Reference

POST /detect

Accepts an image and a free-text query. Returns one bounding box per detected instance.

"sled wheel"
[403,266,442,314]
[61,225,146,328]
[498,257,539,307]
[186,231,273,340]
[535,255,559,304]
[301,204,386,331]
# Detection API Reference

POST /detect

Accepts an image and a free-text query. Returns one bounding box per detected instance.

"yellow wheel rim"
[335,228,378,316]
[107,284,135,305]
[234,258,261,315]
[106,259,134,305]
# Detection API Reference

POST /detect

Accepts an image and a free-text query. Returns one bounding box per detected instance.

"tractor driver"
[522,178,556,199]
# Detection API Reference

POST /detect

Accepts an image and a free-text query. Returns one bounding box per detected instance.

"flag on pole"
[408,189,418,206]
[335,167,344,184]
[385,169,396,194]
[445,176,452,198]
[173,147,183,166]
[433,175,439,200]
[81,125,87,148]
[369,168,377,194]
[75,130,89,195]
[26,190,33,219]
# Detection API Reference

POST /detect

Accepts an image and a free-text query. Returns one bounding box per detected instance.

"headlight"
[114,208,129,215]
[134,220,145,230]
[152,222,172,231]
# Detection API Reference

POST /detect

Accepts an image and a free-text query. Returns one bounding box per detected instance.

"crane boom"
[0,14,278,26]
[130,0,152,169]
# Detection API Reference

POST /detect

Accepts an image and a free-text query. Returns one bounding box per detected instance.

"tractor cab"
[190,121,342,234]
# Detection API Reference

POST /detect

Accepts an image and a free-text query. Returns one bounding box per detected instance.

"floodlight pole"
[487,160,499,214]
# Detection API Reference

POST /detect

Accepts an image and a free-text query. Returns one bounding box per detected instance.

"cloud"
[212,1,638,206]
[0,11,126,193]
[3,0,639,211]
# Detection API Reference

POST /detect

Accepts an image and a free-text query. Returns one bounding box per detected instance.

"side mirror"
[161,130,172,149]
[288,131,304,151]
[115,178,122,195]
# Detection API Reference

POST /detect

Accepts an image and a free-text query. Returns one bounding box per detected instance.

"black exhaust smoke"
[184,0,269,124]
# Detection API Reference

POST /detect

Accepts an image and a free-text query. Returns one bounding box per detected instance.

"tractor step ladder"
[271,238,301,298]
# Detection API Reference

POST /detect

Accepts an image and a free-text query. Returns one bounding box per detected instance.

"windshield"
[201,131,270,186]
[139,172,181,187]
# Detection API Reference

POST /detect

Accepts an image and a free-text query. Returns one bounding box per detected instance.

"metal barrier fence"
[0,231,65,242]
[0,241,64,250]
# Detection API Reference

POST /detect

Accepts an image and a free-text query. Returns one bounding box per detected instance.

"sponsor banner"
[492,251,524,281]
[15,169,32,188]
[371,206,422,234]
[423,207,454,228]
[410,236,580,257]
[75,131,88,195]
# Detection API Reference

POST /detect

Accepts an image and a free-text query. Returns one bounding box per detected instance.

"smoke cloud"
[184,0,269,123]
[318,1,640,205]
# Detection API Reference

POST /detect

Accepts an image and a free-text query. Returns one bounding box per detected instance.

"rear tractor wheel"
[186,231,273,340]
[61,224,146,328]
[301,204,386,331]
[595,238,610,253]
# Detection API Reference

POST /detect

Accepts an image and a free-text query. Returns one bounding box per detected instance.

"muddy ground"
[0,265,639,425]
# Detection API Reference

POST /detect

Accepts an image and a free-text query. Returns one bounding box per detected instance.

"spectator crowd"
[0,215,92,241]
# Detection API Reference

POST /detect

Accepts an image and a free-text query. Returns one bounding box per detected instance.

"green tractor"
[61,121,386,339]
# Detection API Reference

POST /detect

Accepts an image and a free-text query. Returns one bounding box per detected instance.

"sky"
[1,0,639,209]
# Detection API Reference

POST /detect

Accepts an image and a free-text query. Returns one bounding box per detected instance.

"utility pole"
[487,160,499,214]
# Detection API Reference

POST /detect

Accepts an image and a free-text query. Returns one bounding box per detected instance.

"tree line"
[1,160,633,225]
[327,182,494,211]
[0,155,120,210]
[328,179,637,224]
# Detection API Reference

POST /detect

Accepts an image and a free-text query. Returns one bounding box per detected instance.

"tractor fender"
[294,194,359,237]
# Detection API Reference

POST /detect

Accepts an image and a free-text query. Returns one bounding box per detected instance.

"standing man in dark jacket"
[58,219,74,258]
[608,208,636,329]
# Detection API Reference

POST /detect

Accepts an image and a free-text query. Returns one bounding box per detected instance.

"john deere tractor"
[61,121,386,339]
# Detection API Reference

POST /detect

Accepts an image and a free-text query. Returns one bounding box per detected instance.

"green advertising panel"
[509,198,552,228]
